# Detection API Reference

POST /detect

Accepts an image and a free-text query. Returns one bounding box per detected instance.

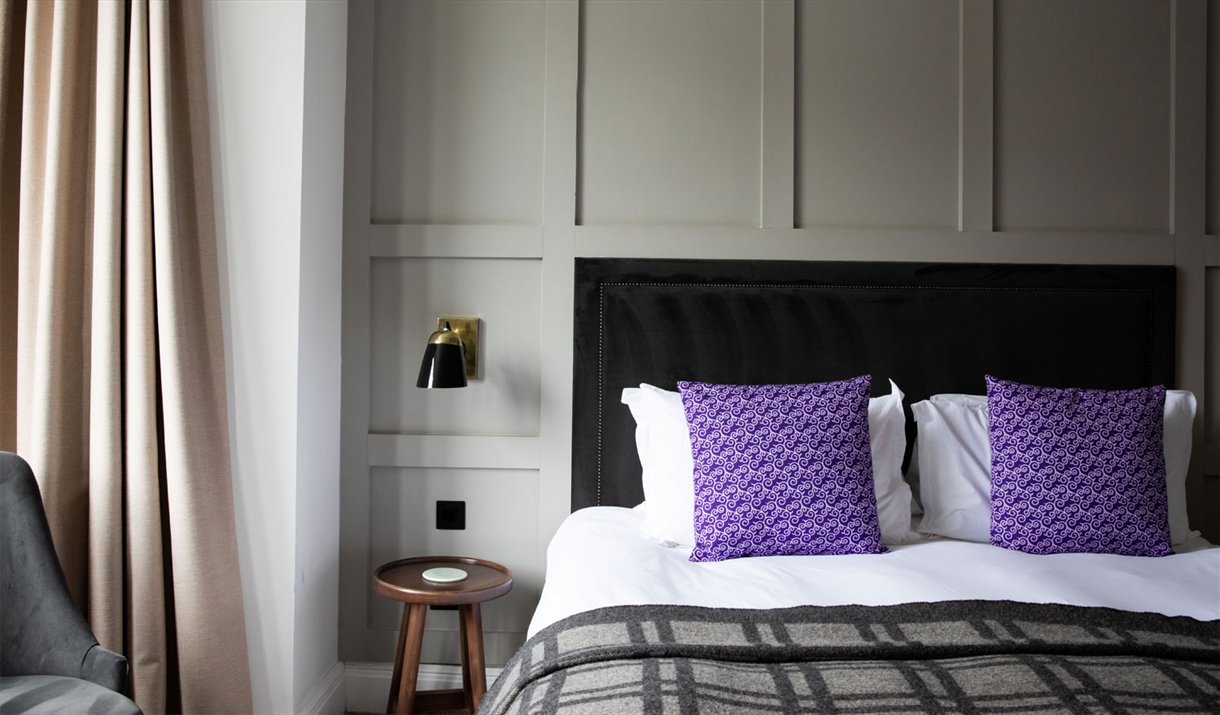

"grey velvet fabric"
[0,676,142,715]
[0,452,138,713]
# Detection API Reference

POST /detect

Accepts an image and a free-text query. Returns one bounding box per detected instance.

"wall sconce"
[416,317,478,388]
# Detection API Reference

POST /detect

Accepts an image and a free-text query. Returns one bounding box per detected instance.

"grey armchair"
[0,452,142,715]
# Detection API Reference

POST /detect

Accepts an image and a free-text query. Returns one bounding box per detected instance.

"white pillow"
[621,379,918,547]
[911,390,1198,545]
[1164,391,1199,544]
[909,394,991,542]
[621,384,695,546]
[869,381,921,545]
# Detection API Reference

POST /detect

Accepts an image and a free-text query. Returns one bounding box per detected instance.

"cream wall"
[340,0,1220,678]
[293,1,347,711]
[205,1,347,712]
[205,2,304,710]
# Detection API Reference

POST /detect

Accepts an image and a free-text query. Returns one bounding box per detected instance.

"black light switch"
[436,500,465,530]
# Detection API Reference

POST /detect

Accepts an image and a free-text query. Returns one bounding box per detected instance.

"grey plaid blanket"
[479,600,1220,714]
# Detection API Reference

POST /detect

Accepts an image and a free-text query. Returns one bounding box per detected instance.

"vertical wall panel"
[371,0,546,224]
[994,0,1171,233]
[579,0,761,226]
[368,258,542,436]
[796,0,959,230]
[1208,0,1219,235]
[1208,267,1219,473]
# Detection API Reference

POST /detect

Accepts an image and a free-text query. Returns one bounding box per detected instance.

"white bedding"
[528,505,1220,637]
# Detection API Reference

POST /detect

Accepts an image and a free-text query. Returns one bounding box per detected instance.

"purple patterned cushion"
[986,376,1171,557]
[678,376,886,562]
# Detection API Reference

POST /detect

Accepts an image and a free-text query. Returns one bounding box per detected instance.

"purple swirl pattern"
[678,376,886,562]
[986,376,1171,557]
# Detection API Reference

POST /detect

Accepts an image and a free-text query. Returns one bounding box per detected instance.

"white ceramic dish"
[422,566,468,584]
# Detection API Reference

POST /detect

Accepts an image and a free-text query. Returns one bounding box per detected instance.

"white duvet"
[528,506,1220,637]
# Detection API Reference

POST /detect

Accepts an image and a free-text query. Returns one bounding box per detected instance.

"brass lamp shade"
[416,322,468,388]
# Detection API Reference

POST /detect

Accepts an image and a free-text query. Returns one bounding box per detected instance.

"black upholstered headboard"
[571,259,1176,510]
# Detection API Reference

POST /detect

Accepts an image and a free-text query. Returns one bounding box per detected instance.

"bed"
[479,259,1220,714]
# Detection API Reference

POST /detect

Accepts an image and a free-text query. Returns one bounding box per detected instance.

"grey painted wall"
[340,0,1220,669]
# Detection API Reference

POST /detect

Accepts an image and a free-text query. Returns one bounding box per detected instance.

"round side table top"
[373,556,512,606]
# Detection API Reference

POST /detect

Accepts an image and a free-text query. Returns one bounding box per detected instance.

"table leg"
[462,603,487,711]
[386,603,411,714]
[395,603,428,715]
[459,607,473,711]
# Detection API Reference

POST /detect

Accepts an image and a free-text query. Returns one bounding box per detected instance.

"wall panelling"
[1208,267,1219,474]
[1208,0,1218,235]
[578,0,761,226]
[371,0,546,224]
[368,257,542,437]
[994,0,1171,233]
[367,467,540,666]
[341,0,1220,684]
[796,0,959,230]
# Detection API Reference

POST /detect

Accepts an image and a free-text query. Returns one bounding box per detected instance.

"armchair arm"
[0,453,128,694]
[82,644,129,694]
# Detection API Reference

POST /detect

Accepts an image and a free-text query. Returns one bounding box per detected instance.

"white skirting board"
[298,661,347,715]
[345,662,505,714]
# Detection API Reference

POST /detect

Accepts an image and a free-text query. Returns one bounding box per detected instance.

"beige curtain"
[0,1,253,713]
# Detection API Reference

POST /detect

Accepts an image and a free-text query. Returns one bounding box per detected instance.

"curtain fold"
[1,2,253,713]
[0,0,22,451]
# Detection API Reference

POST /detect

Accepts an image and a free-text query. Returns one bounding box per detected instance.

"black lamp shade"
[416,342,467,388]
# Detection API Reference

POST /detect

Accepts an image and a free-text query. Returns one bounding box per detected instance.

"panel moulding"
[958,0,994,232]
[368,224,544,259]
[572,225,1176,265]
[367,434,540,470]
[760,0,795,229]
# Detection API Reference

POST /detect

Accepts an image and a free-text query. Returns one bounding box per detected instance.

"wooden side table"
[373,556,513,715]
